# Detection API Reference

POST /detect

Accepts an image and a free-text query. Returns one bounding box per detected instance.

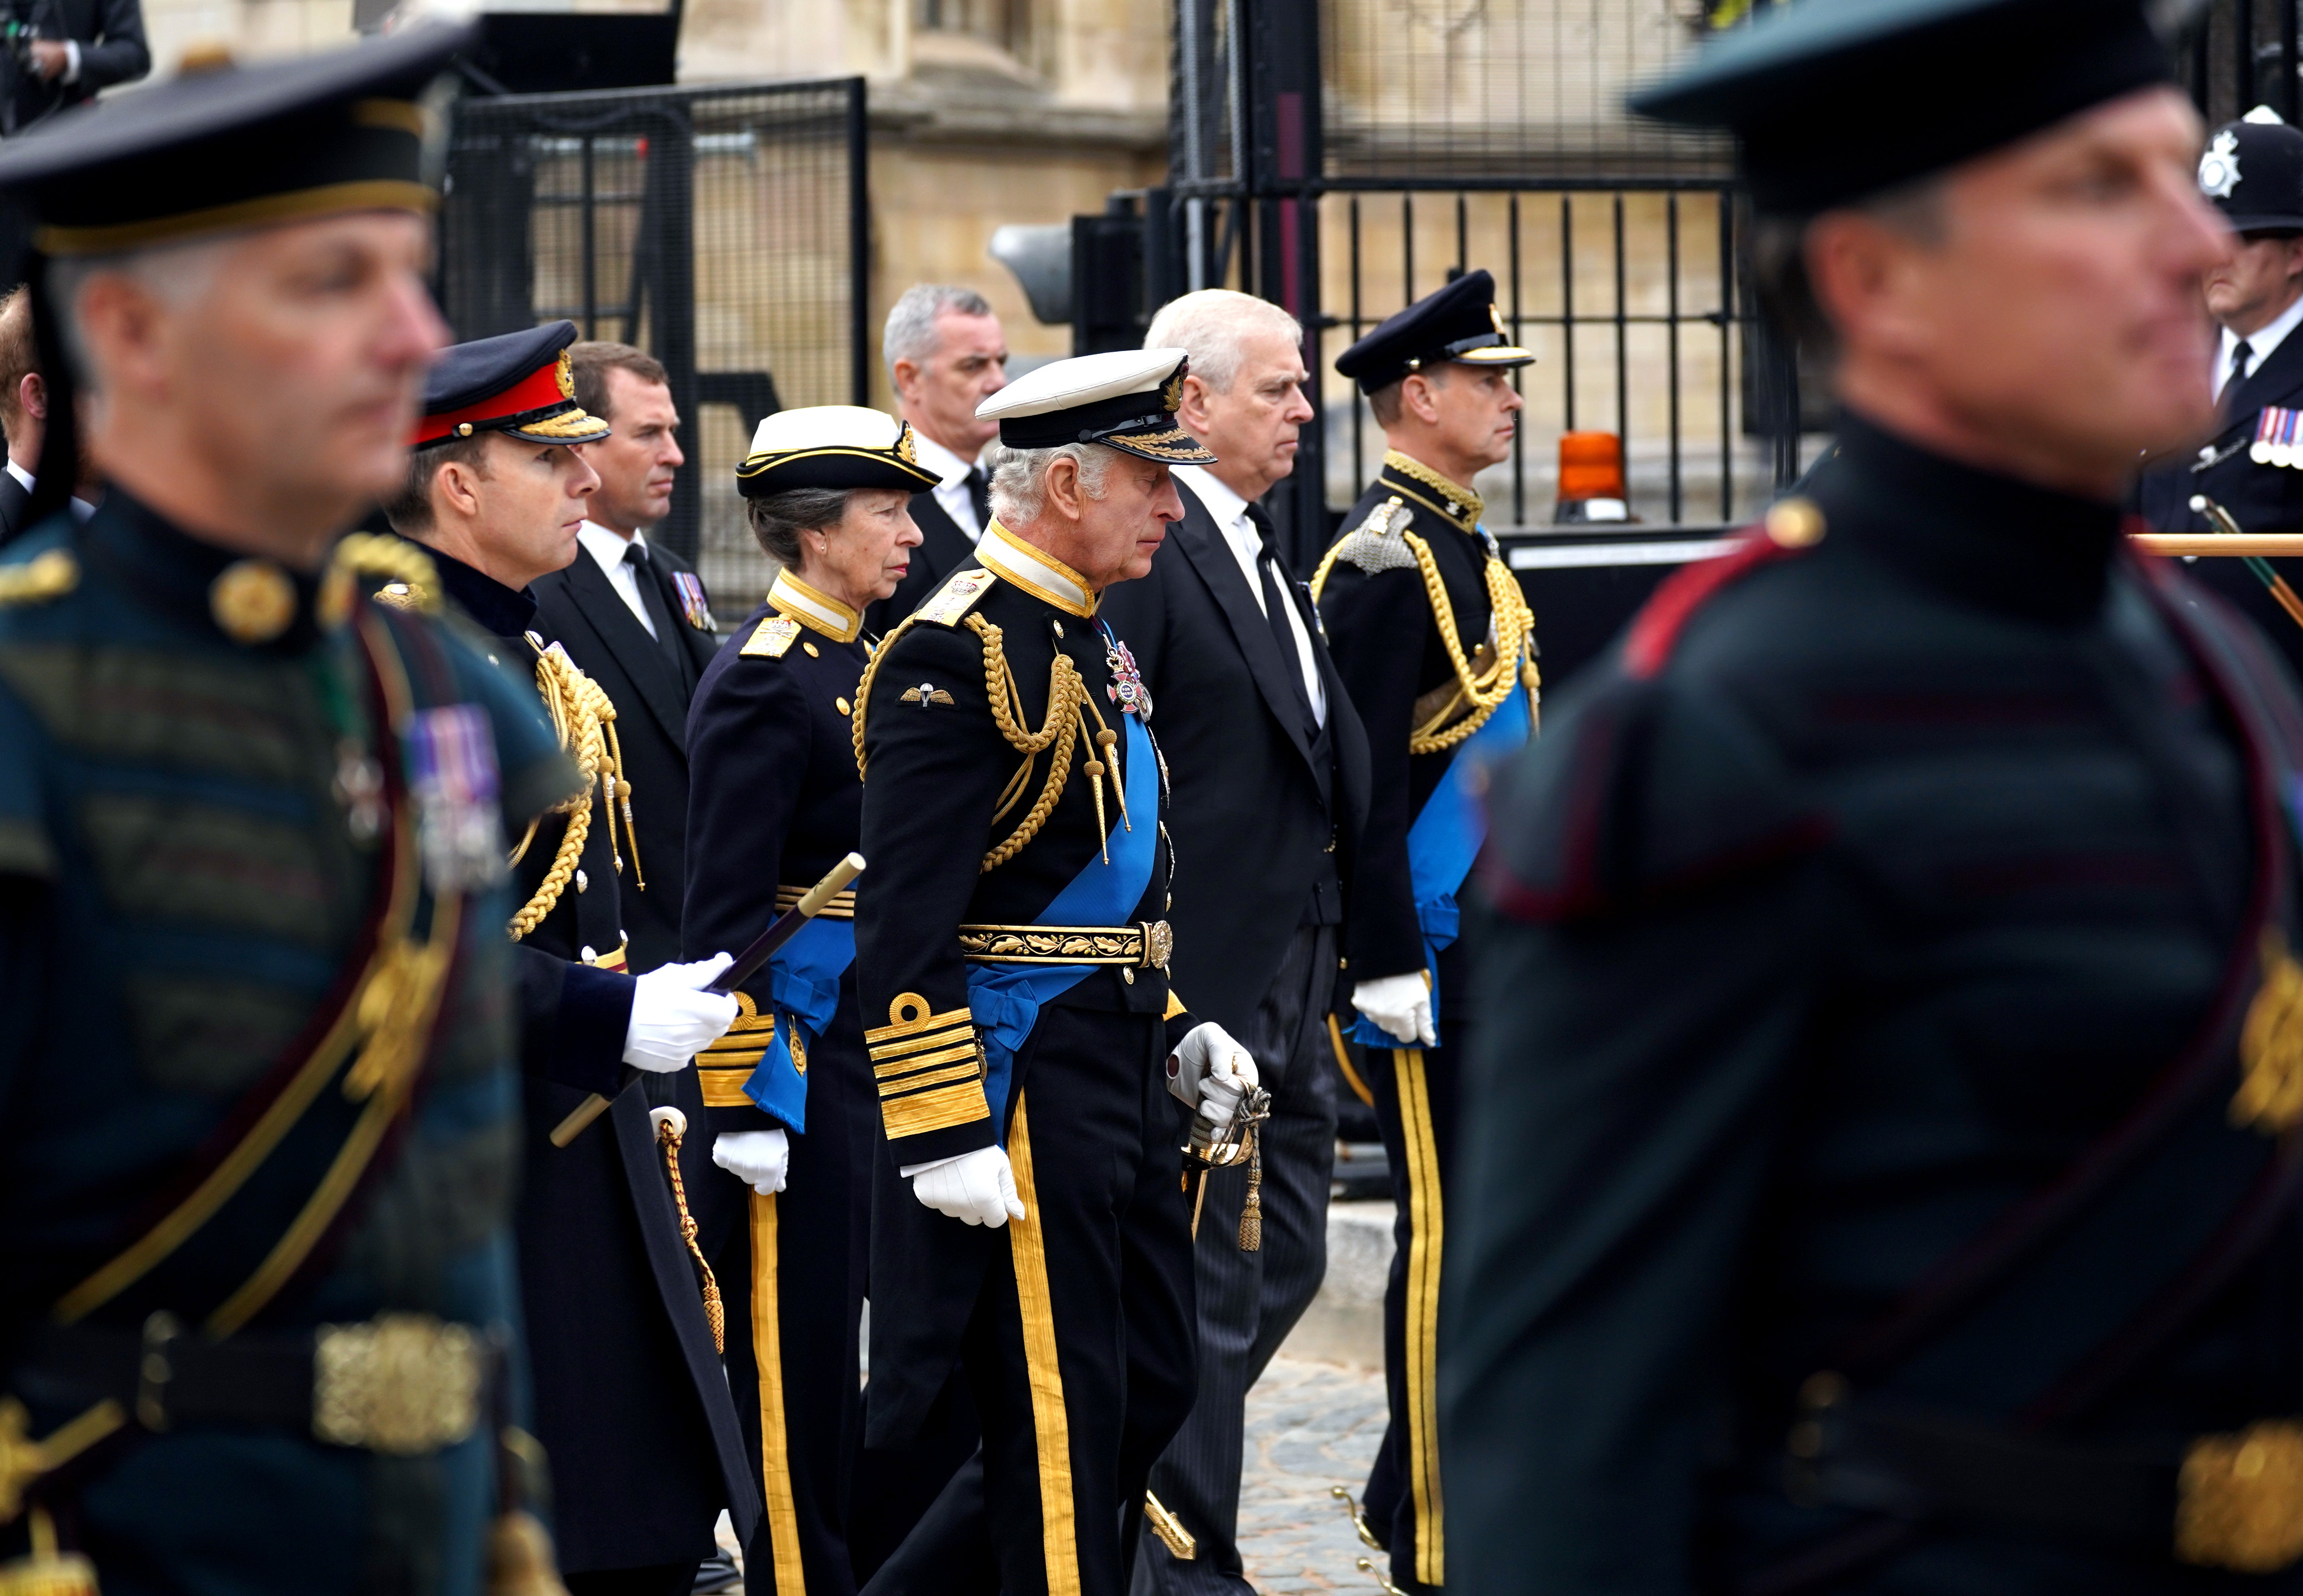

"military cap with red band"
[414,321,610,448]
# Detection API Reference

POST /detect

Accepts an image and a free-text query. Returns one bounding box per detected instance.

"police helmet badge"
[2201,128,2242,200]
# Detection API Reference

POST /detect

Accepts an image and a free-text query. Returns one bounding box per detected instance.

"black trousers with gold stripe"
[963,1003,1199,1596]
[714,989,873,1595]
[1359,938,1464,1596]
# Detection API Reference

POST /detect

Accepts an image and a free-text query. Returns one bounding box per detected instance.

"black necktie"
[623,542,688,679]
[965,466,993,535]
[2230,338,2255,397]
[1247,505,1319,734]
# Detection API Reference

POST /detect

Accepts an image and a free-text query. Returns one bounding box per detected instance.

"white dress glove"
[1166,1021,1261,1129]
[1352,970,1435,1047]
[623,952,739,1072]
[902,1146,1025,1227]
[711,1128,790,1195]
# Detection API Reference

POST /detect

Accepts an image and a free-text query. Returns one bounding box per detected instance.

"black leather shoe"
[692,1551,741,1594]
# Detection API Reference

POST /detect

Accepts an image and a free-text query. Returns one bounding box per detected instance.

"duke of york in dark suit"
[1096,313,1371,1593]
[531,519,721,974]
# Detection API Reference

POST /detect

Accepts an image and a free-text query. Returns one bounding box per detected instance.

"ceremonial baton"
[547,852,867,1147]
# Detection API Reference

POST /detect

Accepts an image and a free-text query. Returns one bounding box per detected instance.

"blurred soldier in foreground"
[685,406,933,1593]
[386,324,758,1596]
[1452,0,2303,1590]
[1313,268,1537,1596]
[2136,108,2303,679]
[864,285,1008,636]
[853,349,1258,1596]
[1100,289,1370,1596]
[0,26,586,1593]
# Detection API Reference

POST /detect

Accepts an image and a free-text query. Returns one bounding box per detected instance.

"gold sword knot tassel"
[650,1107,725,1353]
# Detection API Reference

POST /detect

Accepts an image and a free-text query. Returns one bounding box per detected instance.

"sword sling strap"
[47,586,470,1339]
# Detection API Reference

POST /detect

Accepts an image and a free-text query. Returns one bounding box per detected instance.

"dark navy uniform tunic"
[1451,413,2303,1593]
[0,501,568,1596]
[1314,448,1535,1594]
[682,572,877,1595]
[854,534,1198,1596]
[426,547,756,1579]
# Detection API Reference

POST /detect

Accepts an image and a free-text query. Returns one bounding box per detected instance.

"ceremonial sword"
[547,852,867,1147]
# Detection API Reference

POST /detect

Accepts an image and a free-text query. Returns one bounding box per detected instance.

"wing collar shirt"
[911,429,987,544]
[577,518,657,639]
[1175,462,1326,727]
[2216,288,2303,401]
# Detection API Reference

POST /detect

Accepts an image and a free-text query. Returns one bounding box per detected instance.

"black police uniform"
[682,413,940,1596]
[855,516,1201,1596]
[1448,3,2303,1589]
[1313,268,1537,1596]
[2135,110,2303,681]
[399,326,758,1589]
[0,28,582,1595]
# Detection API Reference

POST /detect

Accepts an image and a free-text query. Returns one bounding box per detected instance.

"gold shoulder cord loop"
[509,642,625,940]
[854,610,1128,872]
[1310,533,1537,751]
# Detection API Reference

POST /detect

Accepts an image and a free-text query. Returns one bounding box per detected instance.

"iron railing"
[438,77,868,599]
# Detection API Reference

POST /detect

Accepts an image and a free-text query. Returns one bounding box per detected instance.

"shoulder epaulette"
[1333,499,1419,576]
[0,547,77,608]
[741,614,802,658]
[914,567,998,626]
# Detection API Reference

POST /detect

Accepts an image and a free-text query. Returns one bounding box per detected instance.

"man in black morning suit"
[2136,108,2303,677]
[864,284,1009,635]
[1098,289,1370,1595]
[531,340,722,974]
[387,323,760,1596]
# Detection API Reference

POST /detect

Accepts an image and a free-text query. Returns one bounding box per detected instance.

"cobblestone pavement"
[1236,1355,1392,1596]
[709,1354,1392,1595]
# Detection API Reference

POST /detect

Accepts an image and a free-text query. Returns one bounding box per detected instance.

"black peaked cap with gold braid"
[1335,269,1534,395]
[0,22,470,257]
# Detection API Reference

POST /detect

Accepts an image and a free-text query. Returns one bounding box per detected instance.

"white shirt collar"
[907,429,979,490]
[578,518,645,572]
[5,460,31,494]
[1174,463,1250,535]
[2220,290,2303,398]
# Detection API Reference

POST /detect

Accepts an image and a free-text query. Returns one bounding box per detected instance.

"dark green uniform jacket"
[1452,413,2303,1594]
[0,498,569,1596]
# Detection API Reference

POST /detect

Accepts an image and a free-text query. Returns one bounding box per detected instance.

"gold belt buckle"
[312,1314,482,1456]
[1140,919,1173,972]
[2176,1420,2303,1572]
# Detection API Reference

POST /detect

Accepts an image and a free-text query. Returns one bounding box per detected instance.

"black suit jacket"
[1,0,147,131]
[531,536,723,973]
[2135,330,2303,681]
[865,488,976,638]
[0,471,30,547]
[1099,491,1371,1040]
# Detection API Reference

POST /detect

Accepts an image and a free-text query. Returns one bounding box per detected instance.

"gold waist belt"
[957,919,1172,971]
[775,883,855,919]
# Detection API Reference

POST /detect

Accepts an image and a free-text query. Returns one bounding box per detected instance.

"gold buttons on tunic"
[804,642,820,658]
[835,696,852,716]
[209,559,297,644]
[1764,497,1825,549]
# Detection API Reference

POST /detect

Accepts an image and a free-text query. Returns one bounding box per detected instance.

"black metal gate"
[438,77,869,587]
